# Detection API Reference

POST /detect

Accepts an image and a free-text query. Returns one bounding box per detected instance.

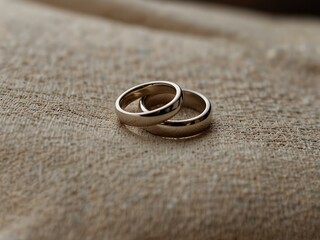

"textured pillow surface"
[0,0,319,239]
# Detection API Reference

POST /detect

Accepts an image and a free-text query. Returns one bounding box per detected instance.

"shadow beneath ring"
[120,120,217,142]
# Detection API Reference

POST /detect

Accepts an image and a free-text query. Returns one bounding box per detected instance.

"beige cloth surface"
[0,0,320,239]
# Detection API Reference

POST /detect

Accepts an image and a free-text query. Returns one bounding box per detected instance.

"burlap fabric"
[0,0,319,239]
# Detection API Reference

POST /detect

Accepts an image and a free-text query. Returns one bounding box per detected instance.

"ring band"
[139,89,212,137]
[115,81,183,127]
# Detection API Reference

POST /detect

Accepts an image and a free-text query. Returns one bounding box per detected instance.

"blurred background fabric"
[0,0,319,240]
[176,0,320,15]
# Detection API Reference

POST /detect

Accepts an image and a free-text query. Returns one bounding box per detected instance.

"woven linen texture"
[0,0,319,239]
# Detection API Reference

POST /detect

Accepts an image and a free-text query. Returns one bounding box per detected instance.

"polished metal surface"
[115,81,183,127]
[139,89,212,138]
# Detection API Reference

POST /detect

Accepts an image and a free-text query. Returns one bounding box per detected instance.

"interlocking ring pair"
[115,81,212,138]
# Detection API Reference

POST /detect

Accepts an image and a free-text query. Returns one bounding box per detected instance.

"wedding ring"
[115,81,183,127]
[139,89,211,137]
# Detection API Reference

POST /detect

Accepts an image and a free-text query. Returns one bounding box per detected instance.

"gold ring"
[139,89,212,137]
[115,81,183,127]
